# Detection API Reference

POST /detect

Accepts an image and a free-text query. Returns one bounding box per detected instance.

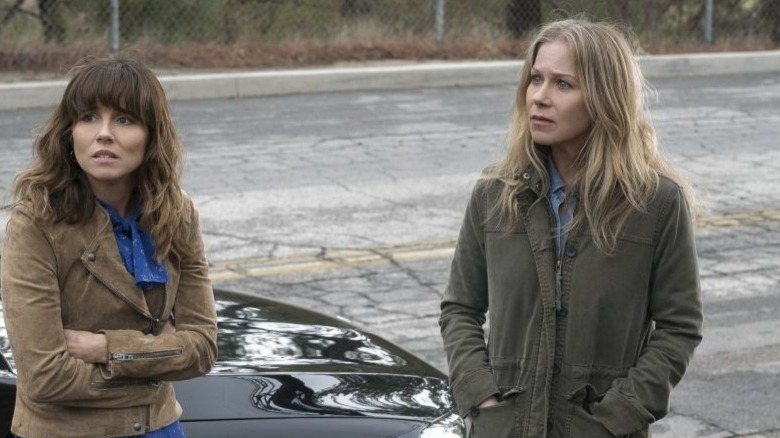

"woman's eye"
[530,74,542,84]
[116,116,134,125]
[557,80,572,89]
[80,113,97,122]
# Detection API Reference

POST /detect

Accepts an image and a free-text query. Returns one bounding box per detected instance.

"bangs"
[63,59,153,123]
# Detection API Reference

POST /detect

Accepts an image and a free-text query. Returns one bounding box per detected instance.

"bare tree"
[38,0,65,43]
[762,0,780,45]
[506,0,542,38]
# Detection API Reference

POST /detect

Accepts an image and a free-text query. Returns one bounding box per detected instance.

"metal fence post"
[435,0,445,43]
[704,0,713,44]
[110,0,120,53]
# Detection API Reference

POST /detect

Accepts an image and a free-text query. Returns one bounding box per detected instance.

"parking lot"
[1,68,779,436]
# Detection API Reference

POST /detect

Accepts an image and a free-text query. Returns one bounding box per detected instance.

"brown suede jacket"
[1,197,217,437]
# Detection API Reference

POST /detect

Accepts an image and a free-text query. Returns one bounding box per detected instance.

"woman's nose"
[531,83,550,106]
[96,119,114,143]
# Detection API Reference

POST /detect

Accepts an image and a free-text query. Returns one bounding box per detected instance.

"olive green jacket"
[1,198,218,437]
[440,168,702,438]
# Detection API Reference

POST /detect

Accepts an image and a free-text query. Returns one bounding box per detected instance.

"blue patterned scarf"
[99,200,169,291]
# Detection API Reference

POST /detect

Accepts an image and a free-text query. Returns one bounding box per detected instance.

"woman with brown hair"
[440,18,703,437]
[1,56,217,437]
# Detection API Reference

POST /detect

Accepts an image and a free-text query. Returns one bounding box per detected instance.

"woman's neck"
[550,148,579,187]
[95,190,134,218]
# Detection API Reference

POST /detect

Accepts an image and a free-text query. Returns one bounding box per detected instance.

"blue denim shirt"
[546,156,575,258]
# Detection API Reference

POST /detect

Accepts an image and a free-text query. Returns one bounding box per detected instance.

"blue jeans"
[139,420,186,438]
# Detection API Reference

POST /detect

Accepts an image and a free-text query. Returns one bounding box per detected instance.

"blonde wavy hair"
[485,17,696,254]
[10,56,193,261]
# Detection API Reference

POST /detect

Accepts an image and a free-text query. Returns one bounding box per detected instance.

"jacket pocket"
[468,397,517,438]
[567,383,615,438]
[568,404,618,438]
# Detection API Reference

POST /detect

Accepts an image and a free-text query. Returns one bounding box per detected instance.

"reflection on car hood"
[211,289,441,377]
[196,290,455,422]
[176,372,453,422]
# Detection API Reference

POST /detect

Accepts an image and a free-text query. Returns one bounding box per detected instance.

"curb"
[1,50,779,111]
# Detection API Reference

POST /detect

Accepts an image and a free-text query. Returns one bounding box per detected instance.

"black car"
[0,289,465,438]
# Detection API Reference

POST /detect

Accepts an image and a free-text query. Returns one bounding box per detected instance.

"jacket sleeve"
[590,186,704,435]
[439,181,500,417]
[1,210,161,408]
[100,199,218,381]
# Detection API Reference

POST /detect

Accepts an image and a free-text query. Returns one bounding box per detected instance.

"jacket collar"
[517,163,545,198]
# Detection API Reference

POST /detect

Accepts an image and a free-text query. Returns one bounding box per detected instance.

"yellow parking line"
[209,208,780,281]
[209,241,456,281]
[695,207,780,230]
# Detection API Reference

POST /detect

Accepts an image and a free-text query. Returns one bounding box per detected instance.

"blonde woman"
[1,57,217,437]
[439,18,702,438]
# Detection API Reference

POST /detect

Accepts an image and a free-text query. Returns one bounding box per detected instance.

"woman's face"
[72,103,148,198]
[525,39,592,156]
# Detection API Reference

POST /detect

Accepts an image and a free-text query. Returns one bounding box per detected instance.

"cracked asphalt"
[1,72,779,437]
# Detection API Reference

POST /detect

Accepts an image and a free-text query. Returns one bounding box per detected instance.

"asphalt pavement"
[1,52,780,437]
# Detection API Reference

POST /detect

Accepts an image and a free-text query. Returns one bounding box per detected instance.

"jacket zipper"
[111,348,183,362]
[98,283,167,335]
[544,196,564,312]
[90,380,162,390]
[554,259,562,311]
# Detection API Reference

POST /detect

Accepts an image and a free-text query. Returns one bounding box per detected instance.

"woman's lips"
[92,150,119,163]
[530,115,553,127]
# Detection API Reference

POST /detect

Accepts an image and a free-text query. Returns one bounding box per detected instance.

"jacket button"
[556,305,568,318]
[522,172,531,180]
[565,242,577,258]
[553,361,562,375]
[470,406,480,417]
[87,252,96,262]
[133,422,142,431]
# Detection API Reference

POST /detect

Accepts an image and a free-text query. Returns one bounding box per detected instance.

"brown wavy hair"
[485,18,697,254]
[10,56,193,261]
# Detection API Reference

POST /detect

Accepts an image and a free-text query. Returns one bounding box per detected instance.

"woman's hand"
[478,394,500,408]
[64,321,174,364]
[63,330,108,364]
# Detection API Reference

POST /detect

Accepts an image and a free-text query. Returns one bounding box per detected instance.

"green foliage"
[0,11,43,48]
[49,0,108,41]
[0,0,775,48]
[246,1,345,40]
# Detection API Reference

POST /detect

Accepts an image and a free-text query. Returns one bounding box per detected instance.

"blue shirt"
[546,156,575,258]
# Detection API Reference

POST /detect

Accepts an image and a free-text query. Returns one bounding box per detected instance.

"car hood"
[210,289,442,377]
[199,289,454,422]
[175,372,453,422]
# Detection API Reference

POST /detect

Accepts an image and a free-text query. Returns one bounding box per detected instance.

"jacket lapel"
[80,211,153,319]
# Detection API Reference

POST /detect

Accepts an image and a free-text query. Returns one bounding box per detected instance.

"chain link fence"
[1,0,778,71]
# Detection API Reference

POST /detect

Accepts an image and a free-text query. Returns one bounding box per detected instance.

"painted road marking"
[210,208,780,281]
